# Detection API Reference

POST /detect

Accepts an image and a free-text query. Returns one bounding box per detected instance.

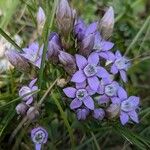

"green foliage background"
[0,0,150,149]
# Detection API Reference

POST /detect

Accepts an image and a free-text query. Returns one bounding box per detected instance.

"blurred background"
[0,0,150,149]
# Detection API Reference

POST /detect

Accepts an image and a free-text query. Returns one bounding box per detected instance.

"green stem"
[52,93,75,149]
[38,0,58,89]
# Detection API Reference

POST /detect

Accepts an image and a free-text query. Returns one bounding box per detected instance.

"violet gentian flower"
[110,51,131,82]
[58,51,76,75]
[74,18,86,41]
[31,127,48,150]
[93,32,115,61]
[97,79,119,104]
[5,49,30,72]
[111,87,140,125]
[22,42,43,68]
[79,22,97,56]
[63,82,95,110]
[93,108,105,120]
[76,108,89,120]
[56,0,75,36]
[99,6,114,39]
[47,32,62,63]
[19,79,38,105]
[15,102,28,115]
[37,7,46,27]
[71,53,110,91]
[27,106,39,121]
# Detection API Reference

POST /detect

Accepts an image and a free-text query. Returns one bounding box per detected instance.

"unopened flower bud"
[16,103,28,115]
[58,51,76,74]
[37,7,46,35]
[5,49,30,72]
[93,108,105,120]
[56,0,75,36]
[76,108,89,120]
[47,32,62,63]
[27,107,39,121]
[106,103,120,119]
[99,6,114,39]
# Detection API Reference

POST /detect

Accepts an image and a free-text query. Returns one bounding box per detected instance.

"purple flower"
[31,127,48,144]
[79,22,98,56]
[63,82,95,110]
[5,49,30,72]
[15,102,28,115]
[22,42,43,68]
[37,7,46,27]
[56,0,75,36]
[110,51,131,82]
[74,18,86,41]
[97,79,119,104]
[99,6,114,39]
[47,32,62,63]
[27,106,39,121]
[93,32,115,61]
[19,79,38,105]
[76,108,89,120]
[111,87,140,125]
[93,108,105,120]
[58,51,76,75]
[71,53,110,91]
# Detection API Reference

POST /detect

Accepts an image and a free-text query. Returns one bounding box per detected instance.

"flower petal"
[120,70,127,82]
[70,98,82,109]
[115,50,122,58]
[128,111,139,123]
[111,97,121,104]
[75,54,87,69]
[63,87,77,98]
[101,41,114,51]
[120,112,129,125]
[85,22,97,36]
[86,86,96,95]
[71,70,86,83]
[111,64,118,74]
[118,86,127,100]
[106,51,115,61]
[97,66,109,78]
[127,96,140,108]
[76,81,86,89]
[29,79,37,88]
[83,96,94,110]
[88,76,99,91]
[97,95,109,104]
[88,52,99,65]
[26,97,33,105]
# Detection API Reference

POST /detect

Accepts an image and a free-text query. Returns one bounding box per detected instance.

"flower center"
[105,84,117,97]
[115,58,129,70]
[93,44,102,51]
[121,100,134,112]
[84,64,97,77]
[76,89,88,100]
[33,130,46,144]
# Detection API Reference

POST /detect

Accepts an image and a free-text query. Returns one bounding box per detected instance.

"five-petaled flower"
[111,87,140,125]
[71,53,110,91]
[110,51,130,82]
[63,82,96,110]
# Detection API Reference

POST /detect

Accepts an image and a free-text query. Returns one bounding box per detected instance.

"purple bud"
[15,103,28,115]
[93,108,105,120]
[31,127,48,144]
[37,7,46,27]
[56,0,75,36]
[5,49,30,72]
[76,108,89,120]
[47,32,62,63]
[99,6,114,39]
[106,103,120,119]
[74,18,86,41]
[58,51,76,74]
[27,107,39,121]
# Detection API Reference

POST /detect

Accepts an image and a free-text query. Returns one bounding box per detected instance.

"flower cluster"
[16,79,39,120]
